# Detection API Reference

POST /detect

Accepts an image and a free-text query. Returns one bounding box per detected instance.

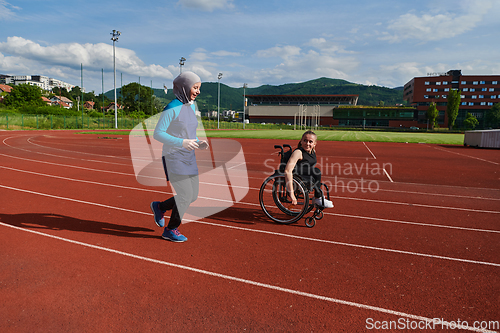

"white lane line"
[27,136,130,159]
[330,195,500,214]
[0,222,495,333]
[2,151,498,215]
[2,164,499,235]
[0,184,498,267]
[8,148,500,210]
[363,142,376,159]
[383,168,394,182]
[5,136,500,199]
[325,212,500,234]
[434,146,499,165]
[0,151,134,177]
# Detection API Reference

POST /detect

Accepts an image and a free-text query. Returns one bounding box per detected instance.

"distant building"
[41,96,52,106]
[403,70,500,128]
[50,96,73,109]
[84,101,95,110]
[247,94,359,126]
[0,84,12,94]
[0,84,13,103]
[5,75,75,92]
[104,102,122,112]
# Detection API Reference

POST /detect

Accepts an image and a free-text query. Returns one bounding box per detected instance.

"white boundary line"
[0,221,495,333]
[0,183,498,267]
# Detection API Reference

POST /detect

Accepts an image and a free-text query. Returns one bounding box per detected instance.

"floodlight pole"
[243,83,247,129]
[111,29,121,129]
[217,73,223,129]
[179,57,186,74]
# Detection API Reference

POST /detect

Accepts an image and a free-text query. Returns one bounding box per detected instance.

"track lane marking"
[383,168,394,182]
[434,146,499,165]
[0,184,498,267]
[5,135,500,196]
[1,165,499,235]
[0,221,495,333]
[363,142,376,159]
[330,195,500,214]
[2,150,499,212]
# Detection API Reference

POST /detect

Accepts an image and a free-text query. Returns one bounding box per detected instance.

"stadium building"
[246,94,359,126]
[403,70,500,128]
[245,94,419,128]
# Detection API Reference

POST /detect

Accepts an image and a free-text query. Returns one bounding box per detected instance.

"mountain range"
[106,77,405,111]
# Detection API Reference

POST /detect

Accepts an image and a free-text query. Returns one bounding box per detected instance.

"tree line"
[1,83,166,118]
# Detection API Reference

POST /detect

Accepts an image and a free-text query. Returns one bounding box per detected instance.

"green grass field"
[202,129,464,145]
[83,129,464,145]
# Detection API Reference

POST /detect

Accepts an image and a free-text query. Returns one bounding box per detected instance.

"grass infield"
[87,129,464,145]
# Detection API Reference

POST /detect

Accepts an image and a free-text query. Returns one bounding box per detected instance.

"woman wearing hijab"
[150,71,208,242]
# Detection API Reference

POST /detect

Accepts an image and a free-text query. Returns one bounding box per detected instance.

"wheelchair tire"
[259,174,309,225]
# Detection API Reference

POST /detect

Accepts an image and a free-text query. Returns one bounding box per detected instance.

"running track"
[0,130,499,332]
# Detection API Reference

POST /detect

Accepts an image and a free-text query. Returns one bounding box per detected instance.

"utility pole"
[217,73,223,129]
[111,29,121,129]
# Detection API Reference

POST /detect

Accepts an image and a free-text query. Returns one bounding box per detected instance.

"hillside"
[105,77,404,111]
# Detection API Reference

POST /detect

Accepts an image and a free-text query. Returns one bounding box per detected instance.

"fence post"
[36,114,39,129]
[6,114,8,130]
[51,115,53,129]
[22,114,23,129]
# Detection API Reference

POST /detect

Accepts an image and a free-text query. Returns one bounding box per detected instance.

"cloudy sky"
[1,0,499,93]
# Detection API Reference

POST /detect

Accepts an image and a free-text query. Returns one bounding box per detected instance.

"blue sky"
[1,0,499,93]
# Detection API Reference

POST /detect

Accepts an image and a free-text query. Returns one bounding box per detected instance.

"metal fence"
[0,113,293,131]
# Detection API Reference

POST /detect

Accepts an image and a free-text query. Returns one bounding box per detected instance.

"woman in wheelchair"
[285,130,334,208]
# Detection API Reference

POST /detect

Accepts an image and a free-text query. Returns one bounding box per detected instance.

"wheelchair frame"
[259,144,331,228]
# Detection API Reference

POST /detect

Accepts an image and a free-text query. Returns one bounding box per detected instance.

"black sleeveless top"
[295,147,316,175]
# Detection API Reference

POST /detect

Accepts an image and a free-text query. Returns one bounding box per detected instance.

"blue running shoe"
[161,228,187,242]
[150,201,165,227]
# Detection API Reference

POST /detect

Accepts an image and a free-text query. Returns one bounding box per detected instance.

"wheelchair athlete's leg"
[309,168,334,208]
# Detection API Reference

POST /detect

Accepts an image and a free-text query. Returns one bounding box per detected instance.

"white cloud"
[211,50,241,57]
[0,0,20,20]
[188,48,209,61]
[381,0,493,43]
[248,39,359,85]
[177,0,234,12]
[255,45,301,60]
[0,36,173,79]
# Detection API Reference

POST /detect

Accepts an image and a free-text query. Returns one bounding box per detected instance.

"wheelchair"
[259,144,331,228]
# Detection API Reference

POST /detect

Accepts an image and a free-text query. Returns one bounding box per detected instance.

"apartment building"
[4,75,75,92]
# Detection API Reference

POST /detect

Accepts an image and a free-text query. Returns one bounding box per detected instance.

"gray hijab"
[173,71,201,104]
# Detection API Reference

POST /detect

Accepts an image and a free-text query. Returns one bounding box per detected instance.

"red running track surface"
[0,130,499,332]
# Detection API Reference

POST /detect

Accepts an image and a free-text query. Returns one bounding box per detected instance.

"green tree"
[121,82,159,115]
[426,102,439,130]
[3,84,45,108]
[463,112,479,130]
[485,103,500,128]
[446,89,461,129]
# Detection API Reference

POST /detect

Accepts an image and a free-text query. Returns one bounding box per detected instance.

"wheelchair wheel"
[259,174,309,225]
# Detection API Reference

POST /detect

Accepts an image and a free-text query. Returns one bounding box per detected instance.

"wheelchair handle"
[274,145,283,156]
